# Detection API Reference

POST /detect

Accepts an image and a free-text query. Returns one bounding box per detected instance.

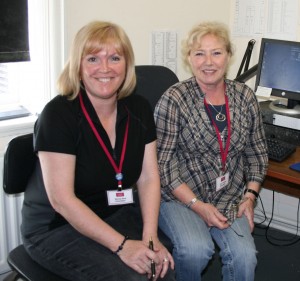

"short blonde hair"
[182,21,234,69]
[57,21,136,100]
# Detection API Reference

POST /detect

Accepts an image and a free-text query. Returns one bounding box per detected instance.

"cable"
[254,194,268,226]
[261,191,300,246]
[253,194,270,238]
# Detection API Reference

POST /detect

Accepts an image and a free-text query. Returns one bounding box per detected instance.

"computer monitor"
[255,38,300,115]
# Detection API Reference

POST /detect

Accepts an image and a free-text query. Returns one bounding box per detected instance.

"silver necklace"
[206,98,226,122]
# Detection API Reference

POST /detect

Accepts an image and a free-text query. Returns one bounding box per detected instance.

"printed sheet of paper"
[232,0,298,40]
[265,0,298,40]
[151,31,177,74]
[232,0,266,37]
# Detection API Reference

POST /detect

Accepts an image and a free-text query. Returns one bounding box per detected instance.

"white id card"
[106,188,134,206]
[216,172,229,192]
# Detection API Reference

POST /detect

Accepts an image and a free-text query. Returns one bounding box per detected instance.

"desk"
[263,147,300,198]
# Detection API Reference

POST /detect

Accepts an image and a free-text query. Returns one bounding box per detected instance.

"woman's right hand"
[118,239,161,278]
[194,202,229,229]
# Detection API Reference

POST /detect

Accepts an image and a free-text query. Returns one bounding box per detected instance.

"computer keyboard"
[266,138,297,162]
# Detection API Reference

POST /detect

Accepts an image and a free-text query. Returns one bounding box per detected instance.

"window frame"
[0,0,65,131]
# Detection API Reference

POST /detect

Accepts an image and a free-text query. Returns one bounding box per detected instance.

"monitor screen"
[255,38,300,112]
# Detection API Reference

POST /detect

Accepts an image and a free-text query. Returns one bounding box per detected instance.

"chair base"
[7,245,68,281]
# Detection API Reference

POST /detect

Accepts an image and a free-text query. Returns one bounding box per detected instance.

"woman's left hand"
[145,237,174,280]
[237,197,256,232]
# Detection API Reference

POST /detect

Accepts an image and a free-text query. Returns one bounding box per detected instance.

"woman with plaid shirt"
[154,21,268,281]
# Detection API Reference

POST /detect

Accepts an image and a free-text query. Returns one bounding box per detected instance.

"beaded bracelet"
[113,235,129,255]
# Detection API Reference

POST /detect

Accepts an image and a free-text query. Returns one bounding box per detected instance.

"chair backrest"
[3,133,36,194]
[134,65,179,110]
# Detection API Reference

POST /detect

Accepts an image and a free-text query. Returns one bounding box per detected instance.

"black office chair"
[3,133,68,281]
[2,65,178,281]
[134,65,179,110]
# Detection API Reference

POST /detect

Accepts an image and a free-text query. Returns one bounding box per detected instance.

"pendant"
[115,173,123,181]
[216,113,226,122]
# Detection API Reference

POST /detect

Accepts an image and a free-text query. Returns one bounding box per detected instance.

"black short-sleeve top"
[21,91,156,237]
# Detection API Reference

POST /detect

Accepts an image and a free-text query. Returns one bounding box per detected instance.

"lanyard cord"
[204,95,231,172]
[79,93,129,190]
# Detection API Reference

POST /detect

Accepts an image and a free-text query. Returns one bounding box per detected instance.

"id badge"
[216,172,229,192]
[106,188,134,206]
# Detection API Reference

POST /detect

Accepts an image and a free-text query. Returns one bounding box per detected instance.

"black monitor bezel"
[255,38,300,103]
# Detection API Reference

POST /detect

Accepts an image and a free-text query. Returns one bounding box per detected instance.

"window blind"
[0,0,30,63]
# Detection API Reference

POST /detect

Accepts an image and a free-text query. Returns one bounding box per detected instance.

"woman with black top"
[21,21,174,281]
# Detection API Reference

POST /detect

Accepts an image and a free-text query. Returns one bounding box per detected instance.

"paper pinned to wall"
[232,0,298,40]
[151,31,177,74]
[233,0,266,37]
[265,0,298,40]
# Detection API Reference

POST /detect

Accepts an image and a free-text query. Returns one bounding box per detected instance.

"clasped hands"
[196,199,255,231]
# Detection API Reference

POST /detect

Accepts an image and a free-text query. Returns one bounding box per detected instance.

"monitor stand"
[269,99,300,115]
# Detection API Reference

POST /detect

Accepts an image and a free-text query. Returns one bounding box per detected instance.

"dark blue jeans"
[23,205,175,281]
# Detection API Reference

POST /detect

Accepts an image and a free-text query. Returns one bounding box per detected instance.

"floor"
[202,225,300,281]
[0,272,11,281]
[0,271,23,281]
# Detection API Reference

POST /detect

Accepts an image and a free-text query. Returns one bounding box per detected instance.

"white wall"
[63,0,300,84]
[63,0,300,83]
[63,0,231,80]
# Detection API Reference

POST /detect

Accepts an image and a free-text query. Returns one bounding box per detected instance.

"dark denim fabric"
[23,205,175,281]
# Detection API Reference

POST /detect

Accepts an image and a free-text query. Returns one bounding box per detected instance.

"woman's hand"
[194,202,229,229]
[172,184,229,229]
[148,237,174,280]
[118,239,173,279]
[118,239,156,276]
[237,197,256,232]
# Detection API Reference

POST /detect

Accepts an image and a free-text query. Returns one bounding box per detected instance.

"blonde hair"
[57,21,136,100]
[182,21,234,69]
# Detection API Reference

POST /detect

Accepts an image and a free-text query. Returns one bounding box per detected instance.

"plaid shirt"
[154,77,268,214]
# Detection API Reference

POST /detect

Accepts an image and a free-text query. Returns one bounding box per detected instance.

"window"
[0,65,9,98]
[0,0,64,119]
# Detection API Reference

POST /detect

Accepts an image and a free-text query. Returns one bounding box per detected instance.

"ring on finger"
[163,257,169,263]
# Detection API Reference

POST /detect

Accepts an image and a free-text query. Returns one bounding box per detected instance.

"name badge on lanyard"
[216,172,229,192]
[204,94,231,192]
[107,188,134,206]
[79,93,131,204]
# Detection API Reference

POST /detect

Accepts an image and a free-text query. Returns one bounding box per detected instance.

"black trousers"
[23,205,175,281]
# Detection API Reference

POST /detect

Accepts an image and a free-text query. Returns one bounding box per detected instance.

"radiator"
[0,179,23,274]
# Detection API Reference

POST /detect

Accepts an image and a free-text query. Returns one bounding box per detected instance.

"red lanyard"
[79,93,129,190]
[204,95,231,172]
